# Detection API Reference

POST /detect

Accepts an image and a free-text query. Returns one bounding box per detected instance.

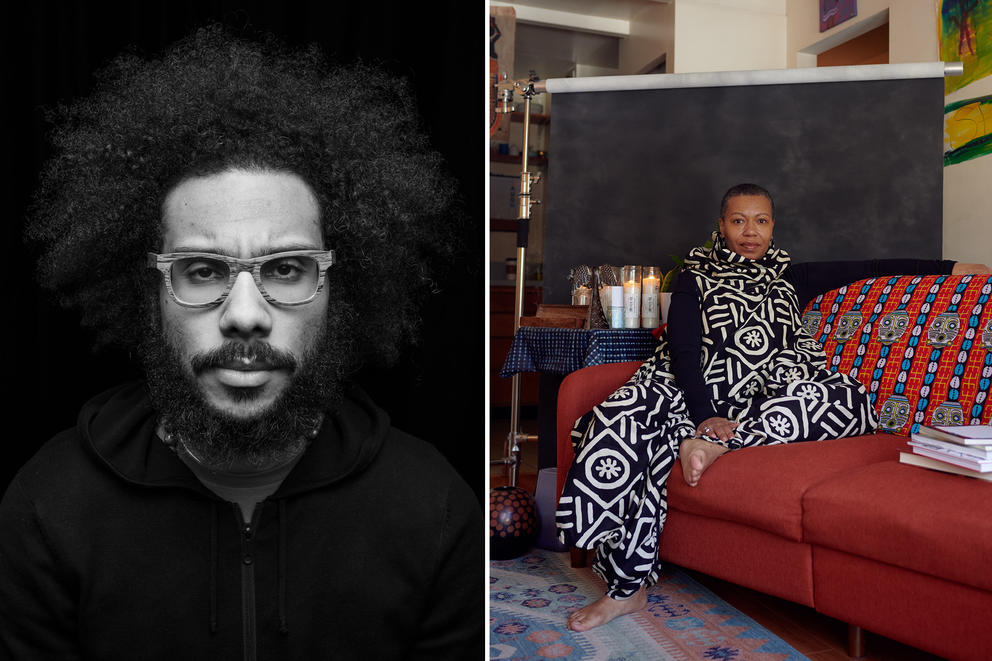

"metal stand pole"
[491,75,545,486]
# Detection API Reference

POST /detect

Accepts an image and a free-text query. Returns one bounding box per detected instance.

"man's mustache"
[190,342,298,374]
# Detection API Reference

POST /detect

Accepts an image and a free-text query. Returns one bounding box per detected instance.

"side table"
[499,327,659,468]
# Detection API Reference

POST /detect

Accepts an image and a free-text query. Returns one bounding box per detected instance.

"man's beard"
[141,315,350,470]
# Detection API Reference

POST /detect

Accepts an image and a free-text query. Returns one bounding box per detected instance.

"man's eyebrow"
[250,244,324,257]
[169,243,324,257]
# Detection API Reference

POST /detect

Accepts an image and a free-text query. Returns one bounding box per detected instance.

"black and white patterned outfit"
[556,235,880,600]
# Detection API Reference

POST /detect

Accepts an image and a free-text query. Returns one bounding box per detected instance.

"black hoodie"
[0,382,482,660]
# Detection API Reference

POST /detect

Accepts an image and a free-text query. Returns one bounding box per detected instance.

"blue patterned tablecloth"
[499,327,659,377]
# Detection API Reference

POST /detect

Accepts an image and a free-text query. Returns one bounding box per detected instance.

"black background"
[544,77,945,302]
[2,1,483,501]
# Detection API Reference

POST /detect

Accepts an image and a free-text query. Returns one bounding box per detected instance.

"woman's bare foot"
[566,586,648,632]
[679,437,728,487]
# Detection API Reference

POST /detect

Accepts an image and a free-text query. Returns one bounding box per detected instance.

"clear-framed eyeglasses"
[147,249,336,308]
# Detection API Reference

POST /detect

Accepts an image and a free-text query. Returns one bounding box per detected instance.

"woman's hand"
[952,263,992,275]
[696,417,738,442]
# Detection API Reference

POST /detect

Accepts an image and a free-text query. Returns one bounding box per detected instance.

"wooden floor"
[489,417,943,661]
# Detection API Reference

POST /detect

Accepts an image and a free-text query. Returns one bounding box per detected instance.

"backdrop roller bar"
[545,61,961,95]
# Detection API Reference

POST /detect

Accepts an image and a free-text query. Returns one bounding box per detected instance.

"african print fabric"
[802,273,992,434]
[556,235,878,599]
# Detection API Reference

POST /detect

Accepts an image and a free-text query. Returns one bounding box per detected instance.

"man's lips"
[190,343,297,389]
[218,358,276,372]
[208,359,288,388]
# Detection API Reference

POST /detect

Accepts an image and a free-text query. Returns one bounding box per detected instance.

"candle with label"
[641,266,660,328]
[622,265,641,328]
[608,286,624,328]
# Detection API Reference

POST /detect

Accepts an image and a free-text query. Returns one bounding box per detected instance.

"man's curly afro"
[26,25,456,369]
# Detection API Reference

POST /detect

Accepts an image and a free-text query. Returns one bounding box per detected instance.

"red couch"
[555,274,992,660]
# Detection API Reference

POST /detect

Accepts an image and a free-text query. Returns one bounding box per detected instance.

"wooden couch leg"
[847,624,867,658]
[569,548,588,568]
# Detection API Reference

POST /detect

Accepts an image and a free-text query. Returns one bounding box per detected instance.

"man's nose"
[218,271,273,338]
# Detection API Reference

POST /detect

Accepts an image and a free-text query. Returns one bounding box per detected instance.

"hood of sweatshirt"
[72,380,393,638]
[77,381,389,497]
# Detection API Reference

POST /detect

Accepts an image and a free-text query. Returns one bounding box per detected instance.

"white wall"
[619,0,675,74]
[673,0,787,73]
[787,0,937,67]
[620,0,786,75]
[574,63,619,77]
[943,75,992,265]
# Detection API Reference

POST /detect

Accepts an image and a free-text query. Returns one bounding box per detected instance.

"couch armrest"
[555,361,642,500]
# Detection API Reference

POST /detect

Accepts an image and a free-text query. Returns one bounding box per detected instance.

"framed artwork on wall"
[820,0,858,33]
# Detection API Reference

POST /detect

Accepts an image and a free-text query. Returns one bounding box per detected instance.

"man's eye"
[181,261,226,282]
[263,257,307,281]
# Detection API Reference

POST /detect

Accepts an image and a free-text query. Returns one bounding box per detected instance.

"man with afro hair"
[0,26,481,660]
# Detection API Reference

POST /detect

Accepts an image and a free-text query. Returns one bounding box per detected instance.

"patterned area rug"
[490,549,807,660]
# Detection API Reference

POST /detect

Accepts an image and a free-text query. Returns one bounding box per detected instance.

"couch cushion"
[667,432,907,542]
[803,453,992,593]
[660,509,816,607]
[812,547,992,661]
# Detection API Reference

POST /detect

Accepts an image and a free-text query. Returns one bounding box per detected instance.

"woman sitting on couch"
[556,182,991,632]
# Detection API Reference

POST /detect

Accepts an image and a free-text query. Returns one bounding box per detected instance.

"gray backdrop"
[544,77,944,302]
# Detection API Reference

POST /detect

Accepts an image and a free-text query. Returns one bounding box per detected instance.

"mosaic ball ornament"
[490,486,538,560]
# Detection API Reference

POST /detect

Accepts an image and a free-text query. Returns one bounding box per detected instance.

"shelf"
[490,153,548,166]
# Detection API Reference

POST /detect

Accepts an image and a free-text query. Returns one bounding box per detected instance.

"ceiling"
[514,24,618,79]
[492,0,669,79]
[495,0,668,23]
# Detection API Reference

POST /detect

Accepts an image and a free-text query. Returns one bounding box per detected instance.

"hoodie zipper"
[238,505,261,661]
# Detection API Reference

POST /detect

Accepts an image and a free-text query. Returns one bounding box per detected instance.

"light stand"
[491,73,546,487]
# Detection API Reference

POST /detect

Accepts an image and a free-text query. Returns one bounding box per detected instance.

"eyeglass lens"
[170,255,321,305]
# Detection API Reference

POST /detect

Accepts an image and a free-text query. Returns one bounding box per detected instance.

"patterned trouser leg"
[556,377,695,599]
[715,359,880,450]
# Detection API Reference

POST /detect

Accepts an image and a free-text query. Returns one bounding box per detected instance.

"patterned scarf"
[680,232,823,407]
[682,231,791,292]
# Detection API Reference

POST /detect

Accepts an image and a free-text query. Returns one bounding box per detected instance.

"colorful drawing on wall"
[944,94,992,165]
[820,0,858,32]
[940,0,992,94]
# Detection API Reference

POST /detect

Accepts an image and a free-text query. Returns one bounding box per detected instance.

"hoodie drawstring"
[278,499,288,635]
[209,501,219,634]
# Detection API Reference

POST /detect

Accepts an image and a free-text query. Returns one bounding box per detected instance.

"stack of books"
[900,424,992,481]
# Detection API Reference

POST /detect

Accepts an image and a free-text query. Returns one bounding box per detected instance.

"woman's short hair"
[719,183,775,218]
